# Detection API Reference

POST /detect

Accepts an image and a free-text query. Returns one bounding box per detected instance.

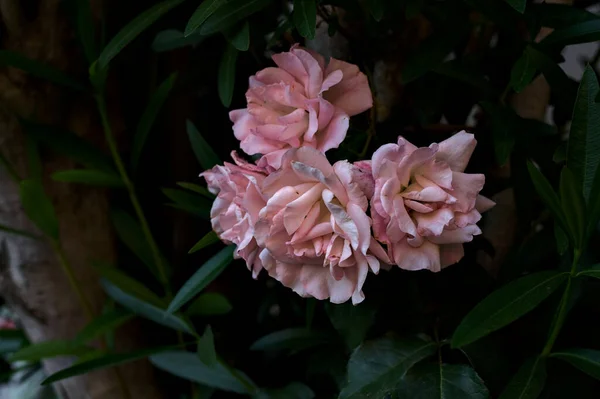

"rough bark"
[0,1,162,398]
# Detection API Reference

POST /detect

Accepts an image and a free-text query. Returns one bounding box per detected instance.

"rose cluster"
[202,45,494,305]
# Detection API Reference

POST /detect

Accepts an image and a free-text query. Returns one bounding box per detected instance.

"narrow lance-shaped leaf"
[186,120,221,170]
[189,231,220,254]
[152,29,205,52]
[218,43,238,108]
[52,169,125,187]
[326,302,375,350]
[199,0,272,36]
[184,0,228,37]
[9,340,91,362]
[93,263,165,307]
[131,72,178,171]
[541,20,600,47]
[74,0,97,63]
[527,161,569,234]
[150,350,251,393]
[167,245,235,313]
[162,188,211,219]
[567,66,600,202]
[338,337,437,399]
[20,180,60,240]
[75,309,134,345]
[22,121,115,173]
[101,279,194,335]
[451,271,568,348]
[197,326,217,366]
[365,0,385,21]
[395,363,489,399]
[559,167,586,248]
[250,328,332,352]
[577,264,600,279]
[225,21,250,51]
[498,357,547,399]
[98,0,185,68]
[177,182,214,198]
[510,47,537,92]
[42,344,184,385]
[505,0,526,14]
[587,164,600,238]
[551,348,600,381]
[293,0,316,40]
[0,51,85,90]
[186,292,232,316]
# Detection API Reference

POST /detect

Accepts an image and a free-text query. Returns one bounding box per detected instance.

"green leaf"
[541,20,600,47]
[432,59,495,95]
[149,350,250,393]
[527,161,569,233]
[0,50,85,90]
[587,164,600,237]
[19,179,60,239]
[101,279,194,335]
[451,271,568,348]
[402,28,467,83]
[365,0,384,21]
[481,102,517,165]
[186,292,232,316]
[131,72,178,170]
[75,309,133,345]
[505,0,526,14]
[218,43,238,107]
[162,188,211,219]
[559,167,586,247]
[177,182,214,199]
[554,223,569,255]
[184,0,229,36]
[74,0,97,63]
[186,120,221,170]
[567,65,600,202]
[110,209,158,276]
[52,169,124,187]
[225,21,250,51]
[293,0,316,39]
[498,357,546,399]
[0,223,41,240]
[250,328,331,352]
[199,0,272,35]
[325,302,375,350]
[511,47,537,92]
[188,231,220,254]
[42,344,181,385]
[527,4,600,30]
[339,336,437,399]
[167,245,235,313]
[395,363,489,399]
[10,340,90,362]
[553,143,567,163]
[551,348,600,381]
[98,0,185,68]
[93,264,164,307]
[197,326,217,366]
[257,382,315,399]
[152,29,205,52]
[22,121,115,173]
[577,264,600,279]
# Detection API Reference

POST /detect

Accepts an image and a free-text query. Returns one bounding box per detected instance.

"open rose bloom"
[201,46,493,304]
[370,132,494,272]
[229,45,372,170]
[254,147,384,305]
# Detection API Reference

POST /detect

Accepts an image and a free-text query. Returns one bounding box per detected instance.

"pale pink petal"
[448,172,485,213]
[391,240,441,272]
[436,131,477,172]
[229,109,256,141]
[475,195,496,213]
[414,208,454,237]
[439,244,465,267]
[323,58,373,116]
[428,224,482,244]
[317,111,349,153]
[255,67,296,85]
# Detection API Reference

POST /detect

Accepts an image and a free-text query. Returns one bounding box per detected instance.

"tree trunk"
[0,1,162,398]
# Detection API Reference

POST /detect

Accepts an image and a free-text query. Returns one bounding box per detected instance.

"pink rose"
[254,147,385,304]
[200,152,267,278]
[230,45,373,170]
[370,131,495,272]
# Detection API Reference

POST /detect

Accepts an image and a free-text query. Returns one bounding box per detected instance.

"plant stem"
[541,248,581,356]
[52,240,95,321]
[94,95,171,293]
